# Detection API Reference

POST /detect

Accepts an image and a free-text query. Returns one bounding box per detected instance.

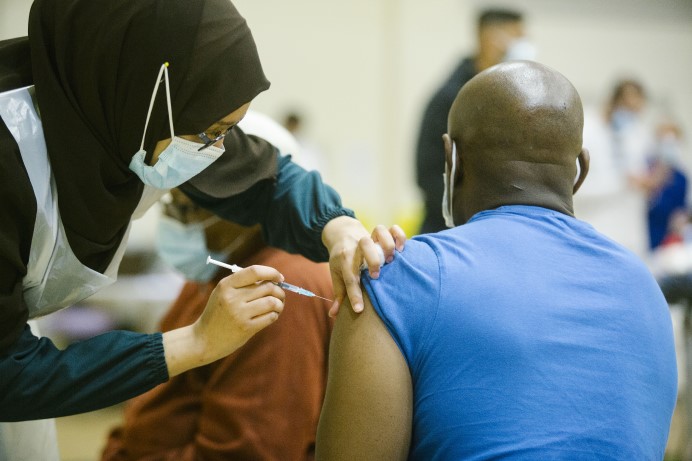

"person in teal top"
[0,0,404,457]
[317,61,676,460]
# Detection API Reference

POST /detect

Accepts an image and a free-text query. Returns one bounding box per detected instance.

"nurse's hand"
[322,216,406,317]
[163,265,285,378]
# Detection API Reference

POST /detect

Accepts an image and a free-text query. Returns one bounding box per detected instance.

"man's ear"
[573,148,590,195]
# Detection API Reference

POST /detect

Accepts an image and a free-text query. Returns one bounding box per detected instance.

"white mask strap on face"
[139,63,175,151]
[442,141,457,228]
[218,231,251,260]
[448,142,457,217]
[201,214,222,229]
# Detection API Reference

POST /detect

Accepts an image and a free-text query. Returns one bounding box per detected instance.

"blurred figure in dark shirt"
[415,8,533,234]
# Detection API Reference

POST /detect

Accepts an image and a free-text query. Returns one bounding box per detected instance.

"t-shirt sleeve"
[362,238,440,368]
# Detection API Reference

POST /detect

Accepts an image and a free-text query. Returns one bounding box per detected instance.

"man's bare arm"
[316,293,412,460]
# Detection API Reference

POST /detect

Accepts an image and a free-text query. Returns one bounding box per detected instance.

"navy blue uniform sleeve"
[0,326,168,421]
[182,154,354,262]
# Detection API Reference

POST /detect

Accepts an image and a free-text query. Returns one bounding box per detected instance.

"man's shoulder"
[362,237,444,322]
[382,236,440,274]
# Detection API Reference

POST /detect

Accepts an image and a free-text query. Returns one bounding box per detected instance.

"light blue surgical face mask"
[610,108,637,132]
[442,141,458,228]
[129,63,225,189]
[157,214,223,282]
[657,134,682,166]
[503,37,537,62]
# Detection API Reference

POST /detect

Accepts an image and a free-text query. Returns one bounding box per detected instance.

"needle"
[206,256,333,303]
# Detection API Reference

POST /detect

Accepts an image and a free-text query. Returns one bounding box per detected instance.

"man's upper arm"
[316,293,412,461]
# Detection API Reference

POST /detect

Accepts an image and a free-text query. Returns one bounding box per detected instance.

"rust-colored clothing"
[101,247,333,461]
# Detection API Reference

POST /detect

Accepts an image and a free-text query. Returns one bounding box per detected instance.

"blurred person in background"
[642,121,688,250]
[415,8,535,234]
[575,79,656,258]
[102,189,333,461]
[655,222,692,461]
[102,111,334,461]
[644,121,692,461]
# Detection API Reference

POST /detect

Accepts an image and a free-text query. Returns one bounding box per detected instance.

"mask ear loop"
[217,231,251,261]
[450,141,457,195]
[201,214,222,228]
[574,157,580,185]
[447,142,458,223]
[138,62,175,151]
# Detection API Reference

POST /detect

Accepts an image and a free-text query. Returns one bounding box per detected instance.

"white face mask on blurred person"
[610,109,638,132]
[657,134,683,166]
[503,37,537,62]
[157,214,223,282]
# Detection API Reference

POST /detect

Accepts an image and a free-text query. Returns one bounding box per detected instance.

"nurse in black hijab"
[0,0,405,451]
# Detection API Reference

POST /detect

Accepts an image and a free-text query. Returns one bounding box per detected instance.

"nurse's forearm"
[182,155,355,263]
[0,327,168,421]
[263,156,354,261]
[162,325,209,378]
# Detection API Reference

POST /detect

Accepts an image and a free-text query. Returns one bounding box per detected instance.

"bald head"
[445,61,589,223]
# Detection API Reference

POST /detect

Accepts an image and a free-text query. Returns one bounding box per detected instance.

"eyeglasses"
[197,125,235,152]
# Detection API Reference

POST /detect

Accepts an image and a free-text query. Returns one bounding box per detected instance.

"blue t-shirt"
[363,205,677,460]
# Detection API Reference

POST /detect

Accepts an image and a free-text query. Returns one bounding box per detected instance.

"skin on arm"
[163,265,285,377]
[316,292,412,461]
[322,216,406,316]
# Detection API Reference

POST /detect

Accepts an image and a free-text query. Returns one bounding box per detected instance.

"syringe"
[206,256,333,303]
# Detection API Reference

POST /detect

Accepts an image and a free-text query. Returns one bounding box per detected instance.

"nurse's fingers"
[369,224,407,264]
[224,265,284,288]
[328,244,363,316]
[359,235,384,278]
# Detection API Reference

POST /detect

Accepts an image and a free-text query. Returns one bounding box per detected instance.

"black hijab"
[27,0,271,272]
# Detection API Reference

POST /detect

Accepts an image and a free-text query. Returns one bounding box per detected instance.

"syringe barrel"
[278,282,314,297]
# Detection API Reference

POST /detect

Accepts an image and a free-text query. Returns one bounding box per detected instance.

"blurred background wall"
[2,0,691,231]
[236,0,692,232]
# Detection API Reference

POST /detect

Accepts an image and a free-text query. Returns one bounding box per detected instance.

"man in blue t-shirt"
[316,61,677,460]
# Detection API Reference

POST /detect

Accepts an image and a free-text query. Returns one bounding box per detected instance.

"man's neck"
[460,188,575,224]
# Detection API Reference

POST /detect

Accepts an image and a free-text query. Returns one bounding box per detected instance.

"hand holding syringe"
[206,256,334,303]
